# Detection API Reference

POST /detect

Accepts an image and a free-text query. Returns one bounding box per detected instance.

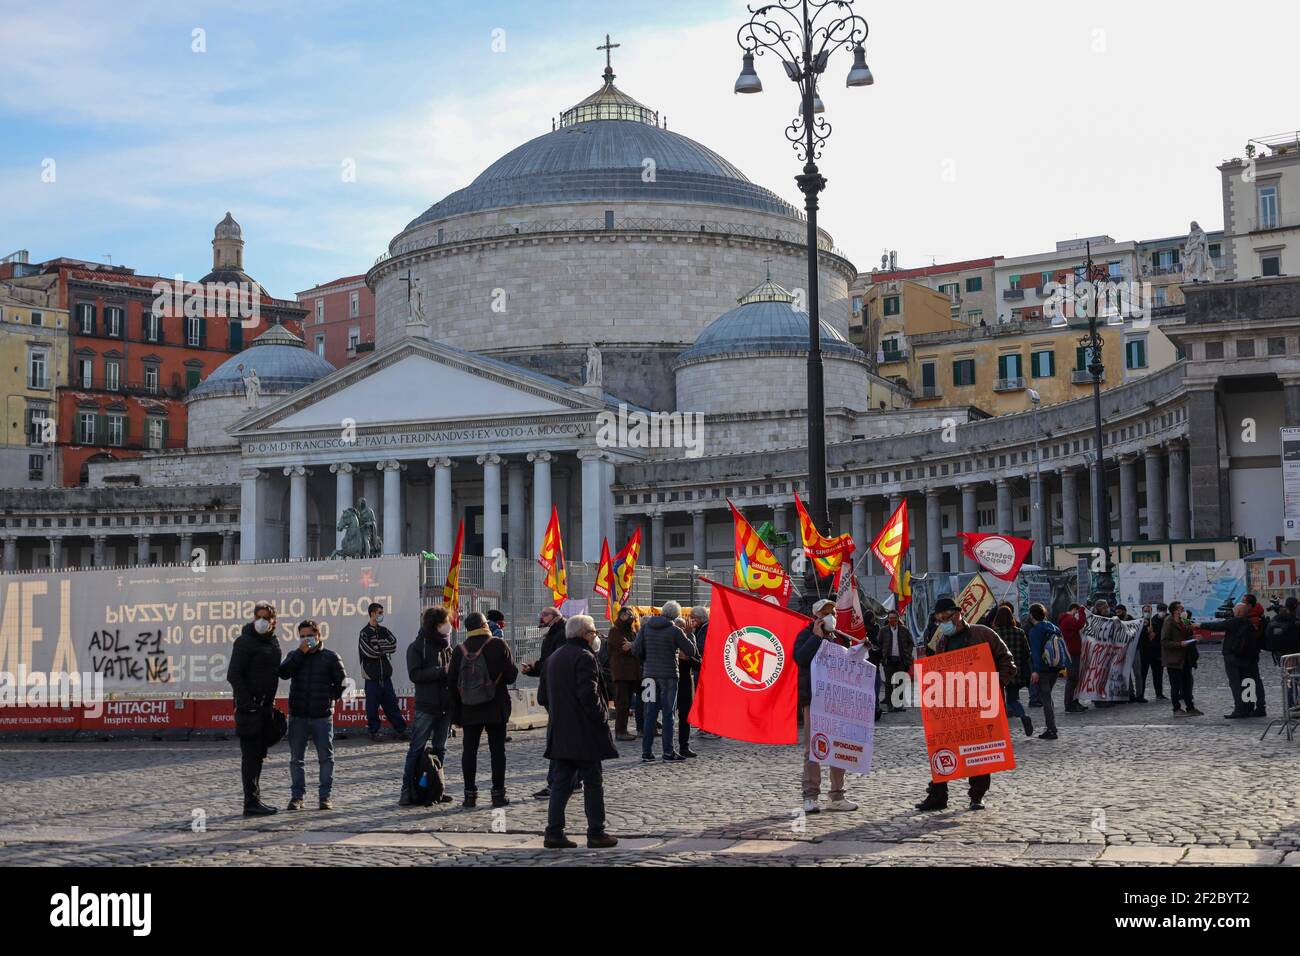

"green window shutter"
[162,419,171,446]
[1076,347,1088,371]
[1047,351,1056,376]
[199,317,208,346]
[96,413,107,447]
[121,415,130,444]
[229,321,243,352]
[952,362,961,387]
[998,355,1008,379]
[186,369,201,391]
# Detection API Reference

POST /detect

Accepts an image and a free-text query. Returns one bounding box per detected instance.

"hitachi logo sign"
[105,700,168,716]
[49,886,151,936]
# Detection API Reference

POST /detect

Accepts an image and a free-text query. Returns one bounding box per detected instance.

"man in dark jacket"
[542,614,619,849]
[1265,598,1300,661]
[278,619,346,811]
[607,606,642,740]
[1202,604,1266,718]
[228,600,283,816]
[916,597,1018,812]
[878,609,914,713]
[676,607,707,757]
[359,602,408,741]
[793,605,858,814]
[521,605,567,798]
[632,601,697,762]
[400,606,456,806]
[449,612,519,808]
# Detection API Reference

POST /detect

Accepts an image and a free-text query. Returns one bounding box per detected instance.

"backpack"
[411,745,446,806]
[457,637,500,707]
[1040,623,1070,670]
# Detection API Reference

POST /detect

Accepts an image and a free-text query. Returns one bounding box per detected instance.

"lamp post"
[1081,242,1115,604]
[734,0,873,600]
[1028,388,1045,566]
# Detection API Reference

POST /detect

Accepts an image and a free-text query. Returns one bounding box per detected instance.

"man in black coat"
[278,619,346,810]
[359,602,408,741]
[227,601,283,816]
[542,614,619,849]
[521,605,568,799]
[1202,604,1267,718]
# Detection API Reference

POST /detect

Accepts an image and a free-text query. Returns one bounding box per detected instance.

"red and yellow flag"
[611,527,642,617]
[730,500,792,606]
[872,500,912,612]
[442,518,465,628]
[593,537,615,622]
[537,505,568,607]
[793,490,855,577]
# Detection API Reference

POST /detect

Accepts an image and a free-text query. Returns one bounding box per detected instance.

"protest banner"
[808,640,876,774]
[1114,560,1247,621]
[956,572,996,624]
[1076,613,1143,703]
[916,642,1015,783]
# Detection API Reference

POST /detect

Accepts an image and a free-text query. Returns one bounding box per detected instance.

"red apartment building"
[296,274,375,368]
[3,214,305,484]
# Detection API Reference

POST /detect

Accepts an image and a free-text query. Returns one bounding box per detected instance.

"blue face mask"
[938,620,957,637]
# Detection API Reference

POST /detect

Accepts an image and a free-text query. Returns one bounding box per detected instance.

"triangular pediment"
[231,338,607,436]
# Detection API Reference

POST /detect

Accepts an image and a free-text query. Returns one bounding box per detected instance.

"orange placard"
[916,642,1016,783]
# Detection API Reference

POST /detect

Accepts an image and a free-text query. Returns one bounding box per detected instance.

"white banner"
[1076,614,1142,703]
[1284,427,1300,542]
[808,641,876,774]
[1115,560,1247,620]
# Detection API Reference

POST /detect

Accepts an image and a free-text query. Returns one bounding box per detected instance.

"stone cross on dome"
[598,33,620,80]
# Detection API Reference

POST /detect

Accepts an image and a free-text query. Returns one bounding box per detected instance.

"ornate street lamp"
[733,0,873,599]
[1080,242,1115,605]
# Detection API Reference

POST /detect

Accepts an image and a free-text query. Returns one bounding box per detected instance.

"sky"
[1,0,1295,297]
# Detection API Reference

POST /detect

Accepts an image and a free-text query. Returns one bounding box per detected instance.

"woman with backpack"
[400,606,456,807]
[448,611,519,808]
[1027,603,1065,740]
[994,605,1034,737]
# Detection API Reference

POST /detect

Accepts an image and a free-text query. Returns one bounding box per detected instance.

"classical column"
[614,514,627,547]
[925,488,943,573]
[476,453,503,560]
[507,460,526,559]
[772,502,790,567]
[179,532,194,565]
[1030,475,1047,565]
[602,460,616,551]
[239,468,261,561]
[995,479,1012,534]
[578,450,606,563]
[284,465,309,560]
[218,531,231,564]
[1061,467,1080,543]
[1143,448,1167,541]
[48,537,63,570]
[427,458,454,554]
[362,467,380,513]
[136,533,151,565]
[1088,460,1104,542]
[1185,389,1225,538]
[650,511,666,568]
[330,463,354,551]
[960,484,979,570]
[851,497,868,566]
[380,460,402,556]
[528,452,553,555]
[692,510,707,568]
[3,536,17,572]
[1119,455,1139,543]
[1168,440,1190,540]
[92,535,107,568]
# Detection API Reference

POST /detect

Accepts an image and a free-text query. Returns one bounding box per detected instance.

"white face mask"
[254,618,272,635]
[590,636,602,654]
[437,622,452,636]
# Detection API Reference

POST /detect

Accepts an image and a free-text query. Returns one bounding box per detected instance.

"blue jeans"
[402,709,452,790]
[642,676,679,757]
[365,677,407,735]
[288,716,334,800]
[1005,686,1026,719]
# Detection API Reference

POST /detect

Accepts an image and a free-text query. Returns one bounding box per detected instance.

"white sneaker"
[801,798,821,814]
[824,798,859,812]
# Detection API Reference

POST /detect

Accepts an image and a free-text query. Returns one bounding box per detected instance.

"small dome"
[189,324,335,400]
[676,279,861,365]
[214,212,242,240]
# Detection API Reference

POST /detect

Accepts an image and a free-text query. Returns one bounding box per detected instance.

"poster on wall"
[1115,560,1247,620]
[1283,427,1300,542]
[0,557,423,697]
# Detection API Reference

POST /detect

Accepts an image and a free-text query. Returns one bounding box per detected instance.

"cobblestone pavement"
[2,660,1298,866]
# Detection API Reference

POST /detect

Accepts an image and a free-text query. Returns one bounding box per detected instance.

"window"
[1153,286,1168,306]
[78,412,96,445]
[938,283,960,301]
[1131,551,1162,564]
[26,405,50,445]
[28,349,48,389]
[1259,185,1279,230]
[998,353,1024,381]
[105,306,124,337]
[78,357,94,388]
[669,532,686,550]
[1107,261,1122,279]
[144,311,161,342]
[967,309,984,325]
[107,414,125,447]
[1237,338,1255,359]
[105,360,121,391]
[30,310,43,327]
[884,295,900,316]
[147,418,166,450]
[348,328,360,352]
[851,296,862,314]
[1209,243,1221,260]
[965,276,983,293]
[228,320,244,352]
[1186,548,1216,562]
[1075,346,1093,371]
[1262,255,1281,277]
[1205,341,1224,360]
[76,303,95,334]
[1125,338,1148,370]
[1269,337,1287,356]
[952,359,976,387]
[1031,350,1056,378]
[28,453,44,481]
[315,334,326,357]
[185,369,201,392]
[921,362,936,389]
[144,365,160,394]
[315,299,325,324]
[349,292,359,318]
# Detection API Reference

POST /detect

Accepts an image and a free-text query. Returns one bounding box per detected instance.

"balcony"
[70,378,187,399]
[1003,288,1025,301]
[1071,369,1105,384]
[994,377,1027,393]
[879,350,908,364]
[920,386,942,400]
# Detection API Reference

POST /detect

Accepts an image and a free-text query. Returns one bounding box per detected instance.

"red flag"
[872,500,912,611]
[793,491,855,577]
[832,566,868,644]
[442,519,465,628]
[593,538,614,622]
[537,505,567,607]
[958,532,1034,582]
[611,527,642,616]
[730,500,792,606]
[687,579,806,745]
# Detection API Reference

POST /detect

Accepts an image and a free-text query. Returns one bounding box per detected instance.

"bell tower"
[212,211,244,272]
